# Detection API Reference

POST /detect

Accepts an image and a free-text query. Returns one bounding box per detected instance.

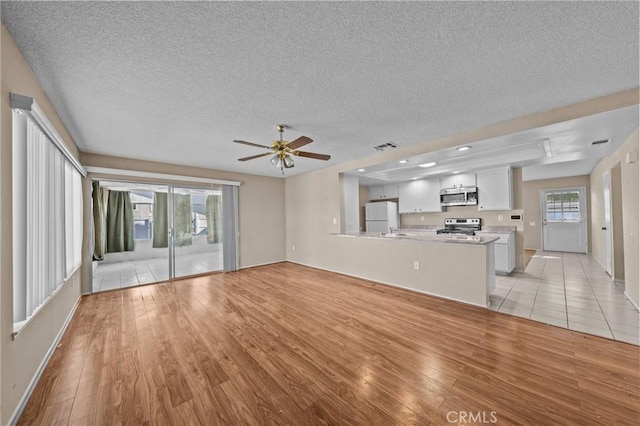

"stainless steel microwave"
[440,186,478,207]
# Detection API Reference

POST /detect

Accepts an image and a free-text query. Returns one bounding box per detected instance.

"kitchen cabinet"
[368,184,399,200]
[441,172,476,189]
[398,178,441,213]
[477,166,513,211]
[478,231,515,273]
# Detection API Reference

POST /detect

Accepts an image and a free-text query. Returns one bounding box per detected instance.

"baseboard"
[286,260,488,309]
[9,296,81,426]
[624,290,639,311]
[238,260,286,270]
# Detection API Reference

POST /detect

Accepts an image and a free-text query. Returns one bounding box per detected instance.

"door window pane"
[546,191,581,222]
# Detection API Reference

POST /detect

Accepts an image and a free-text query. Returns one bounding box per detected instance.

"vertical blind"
[13,114,84,326]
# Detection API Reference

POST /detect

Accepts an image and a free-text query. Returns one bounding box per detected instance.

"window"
[545,190,581,222]
[11,94,86,331]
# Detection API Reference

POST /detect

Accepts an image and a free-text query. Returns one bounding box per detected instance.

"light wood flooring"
[19,262,640,425]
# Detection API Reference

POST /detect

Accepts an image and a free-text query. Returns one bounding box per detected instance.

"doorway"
[541,187,588,253]
[602,171,613,275]
[91,180,230,292]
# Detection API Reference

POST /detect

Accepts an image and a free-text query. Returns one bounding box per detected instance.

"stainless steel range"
[436,218,481,236]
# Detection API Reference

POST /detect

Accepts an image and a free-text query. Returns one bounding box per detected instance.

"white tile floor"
[93,250,223,292]
[490,250,639,345]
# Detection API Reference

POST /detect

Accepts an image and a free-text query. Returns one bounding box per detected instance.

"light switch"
[529,221,536,227]
[420,216,425,222]
[498,215,504,221]
[332,218,337,225]
[413,261,420,270]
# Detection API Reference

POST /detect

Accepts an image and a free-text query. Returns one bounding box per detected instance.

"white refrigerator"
[365,202,399,233]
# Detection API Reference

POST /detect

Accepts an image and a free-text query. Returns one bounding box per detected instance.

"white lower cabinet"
[478,231,515,274]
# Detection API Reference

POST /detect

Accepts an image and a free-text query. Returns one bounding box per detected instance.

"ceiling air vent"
[374,142,399,151]
[590,139,609,146]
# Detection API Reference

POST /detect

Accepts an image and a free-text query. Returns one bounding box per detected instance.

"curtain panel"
[173,193,193,247]
[92,181,108,260]
[106,190,135,253]
[206,194,222,244]
[153,192,168,248]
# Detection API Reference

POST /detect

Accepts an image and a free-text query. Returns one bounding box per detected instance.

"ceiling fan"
[233,124,330,174]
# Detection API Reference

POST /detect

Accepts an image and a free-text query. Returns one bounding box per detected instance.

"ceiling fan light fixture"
[284,155,295,168]
[270,155,280,166]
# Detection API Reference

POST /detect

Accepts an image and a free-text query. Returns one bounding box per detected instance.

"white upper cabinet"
[477,166,513,211]
[368,184,399,200]
[440,172,476,189]
[398,178,441,214]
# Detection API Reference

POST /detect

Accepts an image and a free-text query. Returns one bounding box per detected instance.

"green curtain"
[173,193,192,247]
[92,181,109,260]
[153,192,168,248]
[152,192,192,248]
[106,190,135,253]
[206,194,222,244]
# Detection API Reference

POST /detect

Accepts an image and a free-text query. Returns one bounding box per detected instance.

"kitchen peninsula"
[332,231,498,307]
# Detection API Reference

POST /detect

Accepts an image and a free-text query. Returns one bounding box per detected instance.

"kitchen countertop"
[332,232,499,245]
[476,226,517,233]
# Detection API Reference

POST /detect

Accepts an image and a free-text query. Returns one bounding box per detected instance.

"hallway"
[490,251,639,345]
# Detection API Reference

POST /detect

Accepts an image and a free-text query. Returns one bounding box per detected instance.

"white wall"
[590,129,639,306]
[1,25,83,424]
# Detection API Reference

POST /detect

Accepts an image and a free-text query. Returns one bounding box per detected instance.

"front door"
[541,187,588,253]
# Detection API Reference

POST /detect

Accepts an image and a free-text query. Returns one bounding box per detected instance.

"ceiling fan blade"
[238,152,272,161]
[286,136,313,150]
[293,150,331,161]
[233,139,271,149]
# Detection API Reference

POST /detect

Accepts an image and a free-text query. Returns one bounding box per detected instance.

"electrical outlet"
[529,221,535,227]
[498,215,504,221]
[413,261,420,270]
[420,216,425,222]
[332,218,337,225]
[291,244,295,251]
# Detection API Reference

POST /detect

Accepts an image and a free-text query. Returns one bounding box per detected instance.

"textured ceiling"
[2,1,638,178]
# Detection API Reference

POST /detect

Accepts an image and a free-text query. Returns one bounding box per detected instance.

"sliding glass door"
[91,181,229,292]
[92,181,170,291]
[172,186,224,278]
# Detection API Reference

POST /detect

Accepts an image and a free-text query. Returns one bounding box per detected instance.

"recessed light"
[452,171,461,174]
[399,159,409,164]
[411,177,418,180]
[457,146,471,151]
[418,162,437,168]
[357,168,365,172]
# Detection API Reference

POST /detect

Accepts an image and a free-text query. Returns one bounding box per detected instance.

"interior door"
[541,187,588,253]
[602,171,613,275]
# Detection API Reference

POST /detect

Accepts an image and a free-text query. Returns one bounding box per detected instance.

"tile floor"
[93,250,223,292]
[490,250,639,345]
